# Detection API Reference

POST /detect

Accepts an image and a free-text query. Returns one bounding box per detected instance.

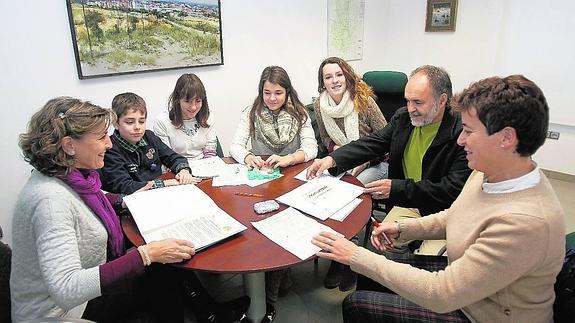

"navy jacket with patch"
[100,130,189,194]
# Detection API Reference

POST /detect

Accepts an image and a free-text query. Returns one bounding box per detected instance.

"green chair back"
[216,137,224,157]
[363,71,408,122]
[566,231,575,250]
[305,103,328,158]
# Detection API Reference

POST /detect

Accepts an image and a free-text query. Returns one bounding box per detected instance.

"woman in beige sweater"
[312,75,565,322]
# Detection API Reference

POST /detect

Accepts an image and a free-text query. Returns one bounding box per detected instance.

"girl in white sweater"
[154,73,218,162]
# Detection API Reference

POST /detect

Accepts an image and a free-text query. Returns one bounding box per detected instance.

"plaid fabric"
[345,252,470,323]
[343,290,470,323]
[357,252,448,293]
[112,131,148,152]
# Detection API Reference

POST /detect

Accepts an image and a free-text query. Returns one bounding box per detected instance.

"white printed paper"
[211,164,248,187]
[251,207,342,260]
[329,198,362,222]
[276,176,364,220]
[188,156,226,178]
[123,185,246,250]
[293,166,344,182]
[211,163,283,187]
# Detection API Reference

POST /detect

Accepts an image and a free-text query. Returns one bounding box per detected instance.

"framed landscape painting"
[425,0,458,32]
[66,0,223,79]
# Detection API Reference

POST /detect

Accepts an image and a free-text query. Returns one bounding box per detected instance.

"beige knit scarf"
[254,99,299,153]
[319,90,359,146]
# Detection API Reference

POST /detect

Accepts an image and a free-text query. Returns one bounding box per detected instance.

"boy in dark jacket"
[100,92,200,195]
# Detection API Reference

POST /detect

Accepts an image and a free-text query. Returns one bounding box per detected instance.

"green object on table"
[247,168,281,180]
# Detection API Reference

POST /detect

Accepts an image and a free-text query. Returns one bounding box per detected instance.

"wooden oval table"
[122,159,372,322]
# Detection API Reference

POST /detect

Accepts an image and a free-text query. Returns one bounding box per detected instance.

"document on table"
[211,163,283,187]
[329,198,362,221]
[188,156,226,178]
[123,185,246,250]
[251,207,342,260]
[276,175,364,220]
[293,166,345,182]
[211,164,248,186]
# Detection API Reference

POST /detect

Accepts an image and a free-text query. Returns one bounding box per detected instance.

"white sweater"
[229,106,318,163]
[153,111,217,161]
[11,171,105,322]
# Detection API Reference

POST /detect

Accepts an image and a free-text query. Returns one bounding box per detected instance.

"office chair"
[216,137,224,157]
[305,103,328,158]
[25,319,95,323]
[0,225,11,323]
[362,70,408,122]
[567,231,575,250]
[361,70,408,247]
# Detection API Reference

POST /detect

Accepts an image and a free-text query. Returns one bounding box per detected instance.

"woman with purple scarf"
[11,97,248,322]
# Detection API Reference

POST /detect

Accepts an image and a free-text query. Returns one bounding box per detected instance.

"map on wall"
[328,0,365,61]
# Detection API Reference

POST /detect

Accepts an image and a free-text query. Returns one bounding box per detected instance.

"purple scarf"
[60,169,124,260]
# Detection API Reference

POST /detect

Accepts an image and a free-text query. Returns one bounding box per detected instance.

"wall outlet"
[547,131,560,140]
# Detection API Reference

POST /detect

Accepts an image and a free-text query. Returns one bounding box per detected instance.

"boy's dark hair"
[452,75,549,156]
[111,92,147,118]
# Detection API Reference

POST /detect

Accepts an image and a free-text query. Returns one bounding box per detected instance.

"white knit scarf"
[319,90,359,146]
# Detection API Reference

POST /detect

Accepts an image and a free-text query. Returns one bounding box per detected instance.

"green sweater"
[351,170,565,323]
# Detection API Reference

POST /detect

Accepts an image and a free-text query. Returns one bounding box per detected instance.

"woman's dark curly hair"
[19,97,113,176]
[452,75,549,156]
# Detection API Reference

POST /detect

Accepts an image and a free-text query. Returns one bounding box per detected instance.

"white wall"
[0,0,329,245]
[1,0,573,245]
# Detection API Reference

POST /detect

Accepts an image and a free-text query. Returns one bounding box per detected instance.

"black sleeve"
[329,111,397,174]
[147,131,190,175]
[100,146,148,195]
[387,142,471,215]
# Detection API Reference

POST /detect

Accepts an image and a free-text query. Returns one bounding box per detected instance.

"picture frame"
[65,0,223,79]
[425,0,458,32]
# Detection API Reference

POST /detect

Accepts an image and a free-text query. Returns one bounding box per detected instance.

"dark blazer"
[100,130,190,194]
[330,106,472,216]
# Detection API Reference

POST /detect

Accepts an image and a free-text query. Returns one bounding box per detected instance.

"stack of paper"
[211,163,283,187]
[188,156,226,178]
[251,207,342,260]
[276,176,364,220]
[329,198,362,221]
[123,185,246,250]
[293,166,345,182]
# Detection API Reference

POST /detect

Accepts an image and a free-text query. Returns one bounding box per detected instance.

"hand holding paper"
[144,239,196,264]
[306,156,336,179]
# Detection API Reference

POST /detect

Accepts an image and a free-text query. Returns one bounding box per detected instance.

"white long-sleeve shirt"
[229,107,318,163]
[153,111,217,161]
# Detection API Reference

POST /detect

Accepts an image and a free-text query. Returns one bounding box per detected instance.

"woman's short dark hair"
[19,97,113,176]
[452,75,549,156]
[168,73,210,128]
[249,66,307,138]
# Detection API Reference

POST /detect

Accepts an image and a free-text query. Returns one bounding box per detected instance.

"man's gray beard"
[410,101,439,127]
